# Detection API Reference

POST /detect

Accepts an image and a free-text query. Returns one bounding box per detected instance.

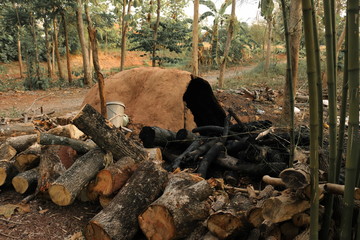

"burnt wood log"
[48,148,105,206]
[72,104,147,162]
[225,138,250,155]
[176,128,197,141]
[12,167,39,194]
[5,134,37,152]
[92,156,138,196]
[14,143,41,172]
[85,160,168,240]
[192,126,241,140]
[139,126,176,148]
[216,155,287,177]
[139,172,213,240]
[186,139,218,161]
[37,132,96,154]
[207,192,253,239]
[0,160,18,186]
[197,142,224,178]
[172,140,202,170]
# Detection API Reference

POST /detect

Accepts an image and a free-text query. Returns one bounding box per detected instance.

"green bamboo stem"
[340,0,359,237]
[336,20,348,181]
[280,0,294,167]
[310,0,323,148]
[320,0,337,236]
[301,0,320,238]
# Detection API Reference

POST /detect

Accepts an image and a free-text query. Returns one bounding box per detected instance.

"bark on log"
[72,104,147,162]
[14,143,41,172]
[92,156,138,196]
[48,148,105,206]
[262,175,286,187]
[324,183,360,200]
[85,160,168,240]
[12,167,39,194]
[5,134,37,152]
[0,143,17,161]
[279,163,310,189]
[0,160,18,186]
[139,126,176,148]
[47,124,84,139]
[0,123,36,139]
[37,132,96,154]
[139,172,213,240]
[37,145,76,193]
[207,192,253,239]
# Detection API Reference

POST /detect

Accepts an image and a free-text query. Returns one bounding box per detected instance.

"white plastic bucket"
[106,101,126,128]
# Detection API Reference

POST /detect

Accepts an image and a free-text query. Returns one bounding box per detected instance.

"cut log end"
[85,221,111,240]
[93,171,113,196]
[207,212,243,239]
[48,184,72,206]
[0,168,7,186]
[12,177,29,194]
[139,205,176,240]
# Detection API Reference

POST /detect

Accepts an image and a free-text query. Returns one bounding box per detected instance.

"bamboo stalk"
[320,0,338,236]
[280,0,295,167]
[301,0,320,238]
[340,0,359,237]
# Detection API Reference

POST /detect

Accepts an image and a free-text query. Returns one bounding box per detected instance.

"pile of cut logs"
[1,104,356,240]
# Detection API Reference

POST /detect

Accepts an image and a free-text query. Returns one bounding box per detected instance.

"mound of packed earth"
[82,67,225,131]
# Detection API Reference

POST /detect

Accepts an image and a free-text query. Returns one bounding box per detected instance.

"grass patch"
[0,106,22,118]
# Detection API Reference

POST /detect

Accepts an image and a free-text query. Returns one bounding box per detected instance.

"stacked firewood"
[1,104,356,240]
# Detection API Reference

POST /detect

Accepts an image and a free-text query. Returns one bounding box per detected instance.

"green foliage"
[129,19,191,65]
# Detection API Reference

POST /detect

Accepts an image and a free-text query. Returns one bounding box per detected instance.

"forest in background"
[0,0,359,239]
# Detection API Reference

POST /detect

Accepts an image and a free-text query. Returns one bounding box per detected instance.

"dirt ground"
[0,53,288,239]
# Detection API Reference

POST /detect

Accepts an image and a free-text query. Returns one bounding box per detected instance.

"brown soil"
[0,52,287,239]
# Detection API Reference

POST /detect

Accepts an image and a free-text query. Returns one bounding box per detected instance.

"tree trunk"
[76,0,92,85]
[61,12,72,83]
[48,148,105,206]
[152,0,161,67]
[139,172,213,240]
[30,12,41,85]
[218,0,236,88]
[120,0,132,71]
[192,0,199,76]
[72,104,148,162]
[14,3,23,78]
[264,19,272,72]
[53,16,64,80]
[85,160,168,240]
[44,20,53,78]
[84,0,107,118]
